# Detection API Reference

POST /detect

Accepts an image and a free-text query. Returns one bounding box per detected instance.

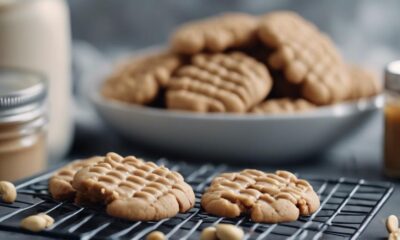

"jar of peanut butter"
[0,68,47,181]
[384,60,400,178]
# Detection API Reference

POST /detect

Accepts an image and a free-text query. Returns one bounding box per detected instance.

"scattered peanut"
[20,213,54,232]
[387,215,400,233]
[200,226,218,240]
[146,231,165,240]
[0,181,17,203]
[389,231,400,240]
[39,213,54,227]
[216,224,244,240]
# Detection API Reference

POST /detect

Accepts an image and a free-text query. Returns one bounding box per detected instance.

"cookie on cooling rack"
[251,98,315,114]
[258,11,351,105]
[72,152,195,221]
[102,51,182,105]
[170,13,258,54]
[166,52,272,113]
[48,156,104,201]
[201,169,320,223]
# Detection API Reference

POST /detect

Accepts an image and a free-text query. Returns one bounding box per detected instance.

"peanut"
[388,231,400,240]
[387,215,399,233]
[200,226,218,240]
[0,181,17,203]
[20,213,54,232]
[39,213,54,227]
[146,231,165,240]
[216,224,244,240]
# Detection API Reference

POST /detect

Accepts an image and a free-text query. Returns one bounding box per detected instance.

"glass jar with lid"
[384,60,400,178]
[0,68,47,181]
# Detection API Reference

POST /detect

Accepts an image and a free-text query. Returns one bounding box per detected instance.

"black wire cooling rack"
[0,159,394,240]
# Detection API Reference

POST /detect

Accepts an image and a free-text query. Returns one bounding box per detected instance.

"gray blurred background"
[67,0,400,70]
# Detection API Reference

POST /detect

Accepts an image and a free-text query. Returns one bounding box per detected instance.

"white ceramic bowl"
[91,88,383,162]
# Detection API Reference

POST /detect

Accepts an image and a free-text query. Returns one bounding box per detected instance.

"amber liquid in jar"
[384,94,400,177]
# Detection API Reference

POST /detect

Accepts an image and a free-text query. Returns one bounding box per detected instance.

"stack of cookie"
[102,11,381,114]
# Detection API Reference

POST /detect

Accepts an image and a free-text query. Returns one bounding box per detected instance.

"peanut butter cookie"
[258,11,351,105]
[48,156,104,201]
[72,152,195,221]
[166,52,272,113]
[347,64,381,100]
[102,51,182,105]
[251,98,315,114]
[201,169,320,223]
[171,13,258,54]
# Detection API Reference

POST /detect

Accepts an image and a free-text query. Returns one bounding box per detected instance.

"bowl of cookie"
[92,11,383,162]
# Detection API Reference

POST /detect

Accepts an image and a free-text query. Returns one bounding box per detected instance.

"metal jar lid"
[0,68,47,123]
[385,60,400,92]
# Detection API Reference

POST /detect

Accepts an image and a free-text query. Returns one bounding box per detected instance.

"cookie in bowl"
[166,52,273,113]
[251,98,315,114]
[347,64,382,100]
[170,13,258,54]
[102,51,182,105]
[258,11,352,105]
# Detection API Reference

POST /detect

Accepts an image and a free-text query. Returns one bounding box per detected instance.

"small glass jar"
[384,60,400,178]
[0,68,47,181]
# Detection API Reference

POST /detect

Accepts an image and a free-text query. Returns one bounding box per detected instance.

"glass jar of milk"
[0,0,72,162]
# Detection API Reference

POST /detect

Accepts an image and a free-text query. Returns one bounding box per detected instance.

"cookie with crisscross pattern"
[48,156,104,201]
[102,51,182,105]
[347,64,381,100]
[201,169,320,223]
[251,98,315,114]
[166,52,272,112]
[171,13,258,54]
[258,11,351,105]
[72,152,195,221]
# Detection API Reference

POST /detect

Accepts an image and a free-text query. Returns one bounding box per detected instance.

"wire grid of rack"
[0,159,394,240]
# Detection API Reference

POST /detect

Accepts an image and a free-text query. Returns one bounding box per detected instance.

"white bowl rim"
[91,89,383,121]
